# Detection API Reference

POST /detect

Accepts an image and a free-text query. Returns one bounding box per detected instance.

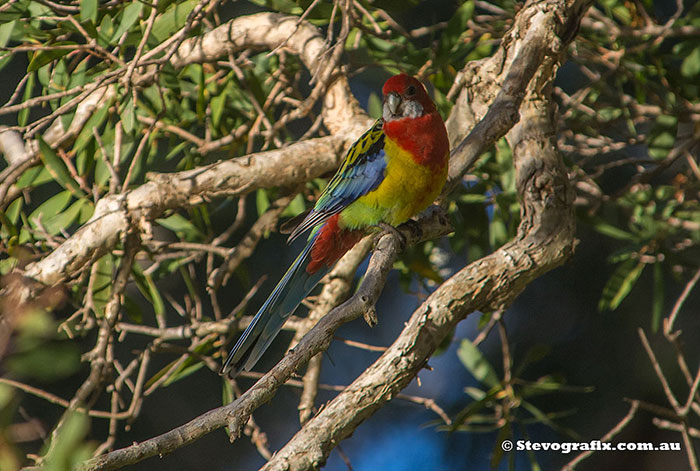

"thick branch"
[23,135,346,285]
[444,0,592,183]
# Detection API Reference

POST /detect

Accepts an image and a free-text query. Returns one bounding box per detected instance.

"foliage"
[564,1,700,331]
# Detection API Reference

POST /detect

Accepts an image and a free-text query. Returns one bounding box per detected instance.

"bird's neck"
[383,112,449,170]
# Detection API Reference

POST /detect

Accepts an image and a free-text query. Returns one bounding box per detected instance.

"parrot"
[220,73,450,378]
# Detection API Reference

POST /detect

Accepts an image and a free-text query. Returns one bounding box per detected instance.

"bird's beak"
[385,92,401,116]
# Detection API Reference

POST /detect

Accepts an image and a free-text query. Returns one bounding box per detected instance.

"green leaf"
[121,95,135,134]
[249,0,303,15]
[0,53,12,73]
[367,92,382,119]
[162,360,205,387]
[179,265,197,301]
[457,339,499,388]
[611,4,632,24]
[151,0,198,42]
[43,411,94,471]
[281,193,307,218]
[147,274,166,318]
[1,197,22,239]
[80,0,97,23]
[6,341,80,381]
[147,339,213,389]
[222,379,234,405]
[210,90,227,128]
[123,294,143,323]
[519,375,594,397]
[29,191,72,229]
[144,361,171,389]
[112,2,143,42]
[0,257,17,275]
[156,213,202,240]
[5,196,22,225]
[196,64,206,120]
[131,265,165,318]
[448,386,501,431]
[599,259,645,311]
[520,400,581,439]
[513,344,550,377]
[0,383,14,410]
[27,45,73,72]
[442,0,474,51]
[18,72,35,126]
[681,46,700,78]
[76,145,94,178]
[53,58,71,95]
[490,422,512,468]
[16,165,52,189]
[37,136,86,197]
[97,13,114,47]
[0,19,14,47]
[459,194,488,204]
[477,311,492,329]
[43,198,91,235]
[256,189,270,216]
[74,97,112,154]
[91,254,114,317]
[94,156,110,188]
[489,216,507,248]
[585,216,637,241]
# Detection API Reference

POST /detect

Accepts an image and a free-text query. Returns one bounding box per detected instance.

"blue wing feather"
[288,120,386,243]
[220,232,329,376]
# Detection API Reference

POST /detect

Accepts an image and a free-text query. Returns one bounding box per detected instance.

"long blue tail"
[220,233,328,377]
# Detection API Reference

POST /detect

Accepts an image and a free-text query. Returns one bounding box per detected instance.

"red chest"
[383,112,450,171]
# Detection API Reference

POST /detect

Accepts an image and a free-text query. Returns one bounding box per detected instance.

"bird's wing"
[287,119,387,243]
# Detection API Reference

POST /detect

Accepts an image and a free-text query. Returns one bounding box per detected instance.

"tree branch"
[444,0,592,184]
[21,135,346,286]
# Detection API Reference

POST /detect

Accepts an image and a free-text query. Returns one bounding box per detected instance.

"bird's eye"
[406,85,416,96]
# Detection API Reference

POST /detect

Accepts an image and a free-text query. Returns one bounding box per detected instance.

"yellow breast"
[339,137,448,229]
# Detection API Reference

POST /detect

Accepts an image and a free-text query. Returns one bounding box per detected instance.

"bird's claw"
[402,219,423,241]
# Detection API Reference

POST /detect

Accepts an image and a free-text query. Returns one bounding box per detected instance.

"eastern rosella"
[221,74,449,377]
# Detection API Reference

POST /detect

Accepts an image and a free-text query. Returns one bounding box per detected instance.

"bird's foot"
[401,218,423,242]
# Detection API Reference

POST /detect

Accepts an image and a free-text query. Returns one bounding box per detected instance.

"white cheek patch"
[383,99,424,121]
[402,100,423,119]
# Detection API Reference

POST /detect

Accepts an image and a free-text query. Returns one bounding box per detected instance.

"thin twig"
[638,328,680,410]
[562,400,639,470]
